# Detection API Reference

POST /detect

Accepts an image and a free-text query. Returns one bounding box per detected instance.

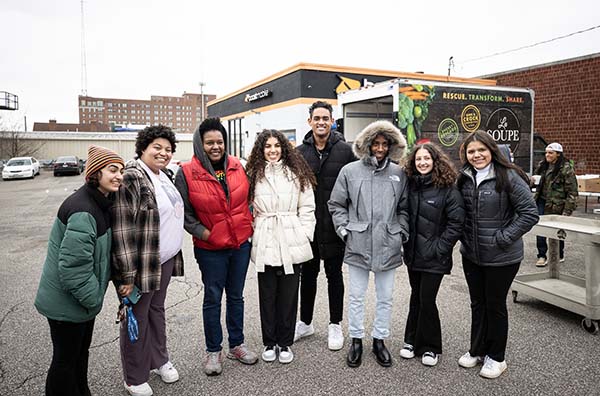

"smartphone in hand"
[127,285,142,304]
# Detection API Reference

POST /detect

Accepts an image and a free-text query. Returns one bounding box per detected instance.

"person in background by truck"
[456,131,538,379]
[294,101,355,352]
[533,142,578,267]
[399,143,464,367]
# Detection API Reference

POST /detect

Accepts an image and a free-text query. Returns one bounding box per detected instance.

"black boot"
[373,338,392,367]
[347,338,363,367]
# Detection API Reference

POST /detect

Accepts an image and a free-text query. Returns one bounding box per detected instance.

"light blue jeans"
[347,265,396,340]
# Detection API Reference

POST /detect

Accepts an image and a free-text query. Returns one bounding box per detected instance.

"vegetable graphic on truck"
[336,78,534,173]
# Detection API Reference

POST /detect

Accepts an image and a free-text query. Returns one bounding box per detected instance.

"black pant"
[300,242,344,325]
[46,318,95,396]
[404,269,444,355]
[536,199,565,259]
[462,258,520,362]
[258,264,301,347]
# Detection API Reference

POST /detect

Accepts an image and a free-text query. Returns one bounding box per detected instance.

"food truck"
[336,78,534,173]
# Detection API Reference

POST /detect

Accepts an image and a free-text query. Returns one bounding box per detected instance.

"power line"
[457,24,600,65]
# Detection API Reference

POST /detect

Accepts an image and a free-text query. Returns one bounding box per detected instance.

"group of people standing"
[35,98,549,396]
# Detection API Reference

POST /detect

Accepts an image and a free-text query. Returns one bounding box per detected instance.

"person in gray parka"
[328,120,409,369]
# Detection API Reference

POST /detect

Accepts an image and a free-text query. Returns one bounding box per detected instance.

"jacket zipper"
[473,180,480,264]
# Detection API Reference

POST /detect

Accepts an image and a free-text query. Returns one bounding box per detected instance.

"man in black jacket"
[295,100,355,351]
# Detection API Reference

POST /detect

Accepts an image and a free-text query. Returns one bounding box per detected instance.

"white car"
[2,156,40,180]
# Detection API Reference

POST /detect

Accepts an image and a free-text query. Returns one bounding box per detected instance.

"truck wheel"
[581,318,599,335]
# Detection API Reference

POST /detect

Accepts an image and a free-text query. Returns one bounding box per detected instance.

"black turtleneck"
[211,157,229,197]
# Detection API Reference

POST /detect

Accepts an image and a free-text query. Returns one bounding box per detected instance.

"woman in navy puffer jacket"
[456,131,538,379]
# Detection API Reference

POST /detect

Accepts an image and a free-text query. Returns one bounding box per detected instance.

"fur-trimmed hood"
[352,120,407,162]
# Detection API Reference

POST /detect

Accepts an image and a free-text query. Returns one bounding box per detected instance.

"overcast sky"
[2,0,600,130]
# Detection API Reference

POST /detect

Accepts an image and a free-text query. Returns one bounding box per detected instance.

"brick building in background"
[78,92,216,133]
[484,53,600,174]
[33,119,110,132]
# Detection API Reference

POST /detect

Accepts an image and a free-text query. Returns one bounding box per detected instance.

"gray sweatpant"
[120,257,174,386]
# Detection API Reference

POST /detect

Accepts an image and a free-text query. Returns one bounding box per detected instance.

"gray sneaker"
[226,343,258,365]
[204,351,223,376]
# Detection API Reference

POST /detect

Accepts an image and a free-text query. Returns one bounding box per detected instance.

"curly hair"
[246,129,316,203]
[457,130,529,193]
[404,143,457,188]
[135,124,177,158]
[197,117,227,146]
[86,170,102,188]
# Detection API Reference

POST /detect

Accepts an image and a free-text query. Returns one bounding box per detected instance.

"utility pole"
[80,0,88,96]
[199,82,206,122]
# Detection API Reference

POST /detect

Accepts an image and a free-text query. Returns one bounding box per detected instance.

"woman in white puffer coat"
[246,129,316,365]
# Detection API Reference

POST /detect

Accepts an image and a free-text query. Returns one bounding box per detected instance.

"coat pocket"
[493,230,510,250]
[346,222,369,233]
[384,222,404,255]
[206,221,231,248]
[386,222,404,235]
[345,222,369,256]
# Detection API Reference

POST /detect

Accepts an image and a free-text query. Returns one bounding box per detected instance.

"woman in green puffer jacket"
[35,145,123,396]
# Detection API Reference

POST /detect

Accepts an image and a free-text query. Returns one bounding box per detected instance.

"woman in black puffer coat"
[400,143,464,367]
[456,131,538,379]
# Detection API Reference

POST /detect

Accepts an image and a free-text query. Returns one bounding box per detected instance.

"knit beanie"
[85,145,124,180]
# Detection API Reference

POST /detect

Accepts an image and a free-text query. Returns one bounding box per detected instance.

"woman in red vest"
[175,118,257,376]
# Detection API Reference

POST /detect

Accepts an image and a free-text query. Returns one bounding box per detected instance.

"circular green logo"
[438,118,459,147]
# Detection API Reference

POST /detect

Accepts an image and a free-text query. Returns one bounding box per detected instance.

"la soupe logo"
[486,108,520,143]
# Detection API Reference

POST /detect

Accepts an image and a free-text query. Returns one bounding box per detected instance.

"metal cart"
[511,215,600,334]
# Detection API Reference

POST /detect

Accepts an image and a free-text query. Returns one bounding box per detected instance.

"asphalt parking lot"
[1,171,599,396]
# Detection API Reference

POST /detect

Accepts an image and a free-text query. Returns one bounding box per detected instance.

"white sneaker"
[458,352,484,368]
[151,360,179,383]
[124,381,153,396]
[536,257,547,267]
[262,345,278,362]
[328,323,344,350]
[422,351,439,366]
[479,355,508,379]
[294,321,314,342]
[399,343,415,359]
[278,346,294,363]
